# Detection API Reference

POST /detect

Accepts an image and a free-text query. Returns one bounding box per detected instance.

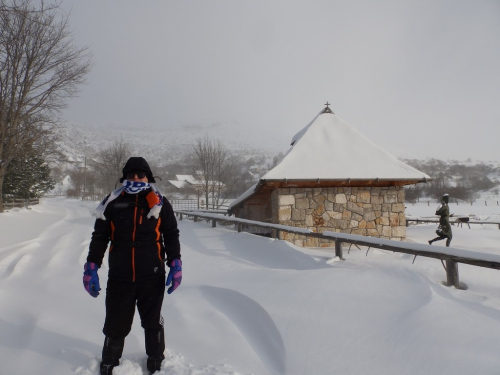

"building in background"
[229,104,431,247]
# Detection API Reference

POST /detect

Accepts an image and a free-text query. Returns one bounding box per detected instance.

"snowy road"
[1,197,500,374]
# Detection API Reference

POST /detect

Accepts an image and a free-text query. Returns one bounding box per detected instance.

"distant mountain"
[57,121,289,166]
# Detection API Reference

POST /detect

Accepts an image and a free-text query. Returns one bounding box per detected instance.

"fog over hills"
[57,121,288,166]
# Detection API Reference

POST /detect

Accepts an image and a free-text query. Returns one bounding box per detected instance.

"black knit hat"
[120,157,156,183]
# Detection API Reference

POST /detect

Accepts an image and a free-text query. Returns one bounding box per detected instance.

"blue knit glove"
[83,262,101,298]
[166,259,182,294]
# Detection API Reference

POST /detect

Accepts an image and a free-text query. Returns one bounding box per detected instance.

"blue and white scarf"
[94,180,164,220]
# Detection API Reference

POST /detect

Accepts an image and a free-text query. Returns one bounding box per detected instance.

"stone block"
[352,228,367,236]
[390,213,400,226]
[335,194,347,204]
[313,215,325,226]
[342,210,352,220]
[279,206,291,220]
[399,213,406,226]
[366,221,376,229]
[279,195,295,206]
[382,203,392,212]
[358,220,366,229]
[350,220,359,228]
[313,203,325,216]
[330,219,348,230]
[382,226,392,237]
[294,239,304,247]
[347,201,364,215]
[291,208,305,221]
[313,188,323,196]
[322,211,331,222]
[305,215,313,226]
[392,203,405,213]
[313,195,326,205]
[326,211,339,220]
[325,201,334,211]
[363,211,377,222]
[379,216,390,226]
[333,203,344,212]
[305,237,319,247]
[352,213,363,221]
[391,226,406,237]
[296,197,310,209]
[384,194,398,204]
[357,190,371,203]
[367,229,379,237]
[371,195,383,205]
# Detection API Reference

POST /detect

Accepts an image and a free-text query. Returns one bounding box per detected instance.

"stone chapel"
[228,104,431,247]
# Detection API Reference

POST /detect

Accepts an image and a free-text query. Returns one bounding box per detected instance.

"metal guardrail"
[175,209,500,290]
[407,218,500,229]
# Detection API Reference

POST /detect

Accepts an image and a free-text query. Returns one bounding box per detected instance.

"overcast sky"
[59,0,500,162]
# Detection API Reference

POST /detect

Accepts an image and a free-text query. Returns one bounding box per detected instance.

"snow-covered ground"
[1,198,500,374]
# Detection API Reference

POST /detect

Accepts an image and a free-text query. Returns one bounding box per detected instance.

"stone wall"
[271,186,406,247]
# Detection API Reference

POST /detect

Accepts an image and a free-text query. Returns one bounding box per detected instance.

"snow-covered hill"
[57,121,288,166]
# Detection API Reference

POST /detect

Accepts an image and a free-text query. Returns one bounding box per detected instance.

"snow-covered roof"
[168,180,189,189]
[262,108,430,182]
[229,183,258,210]
[176,175,197,184]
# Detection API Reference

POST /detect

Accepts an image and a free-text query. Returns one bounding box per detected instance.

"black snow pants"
[103,275,166,358]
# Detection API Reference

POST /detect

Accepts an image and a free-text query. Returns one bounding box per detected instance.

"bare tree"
[190,136,237,209]
[94,138,133,194]
[0,0,92,211]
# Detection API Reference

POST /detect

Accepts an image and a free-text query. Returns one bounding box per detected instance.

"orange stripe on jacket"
[155,218,162,260]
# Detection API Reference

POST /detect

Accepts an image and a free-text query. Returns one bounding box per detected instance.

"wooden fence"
[175,210,500,291]
[2,198,40,210]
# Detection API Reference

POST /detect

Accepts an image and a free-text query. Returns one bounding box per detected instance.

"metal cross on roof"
[322,101,333,114]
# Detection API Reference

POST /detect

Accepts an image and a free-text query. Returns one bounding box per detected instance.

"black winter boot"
[147,355,165,374]
[100,336,125,374]
[100,362,115,375]
[145,328,165,374]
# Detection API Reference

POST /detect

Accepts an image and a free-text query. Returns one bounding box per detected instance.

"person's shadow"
[0,316,101,372]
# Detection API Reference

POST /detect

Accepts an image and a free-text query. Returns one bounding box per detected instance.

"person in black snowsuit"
[83,157,182,375]
[428,193,452,247]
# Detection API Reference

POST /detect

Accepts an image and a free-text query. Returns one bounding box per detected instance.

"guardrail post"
[194,216,198,223]
[335,240,343,259]
[237,223,242,233]
[445,259,460,288]
[212,219,216,228]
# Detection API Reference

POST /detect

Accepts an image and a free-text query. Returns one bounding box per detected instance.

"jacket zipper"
[132,195,138,281]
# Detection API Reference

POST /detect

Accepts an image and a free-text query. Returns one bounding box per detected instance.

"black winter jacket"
[87,189,181,281]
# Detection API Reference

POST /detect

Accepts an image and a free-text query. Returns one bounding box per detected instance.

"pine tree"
[2,155,54,200]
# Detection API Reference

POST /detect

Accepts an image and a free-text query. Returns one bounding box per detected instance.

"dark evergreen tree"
[2,154,54,199]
